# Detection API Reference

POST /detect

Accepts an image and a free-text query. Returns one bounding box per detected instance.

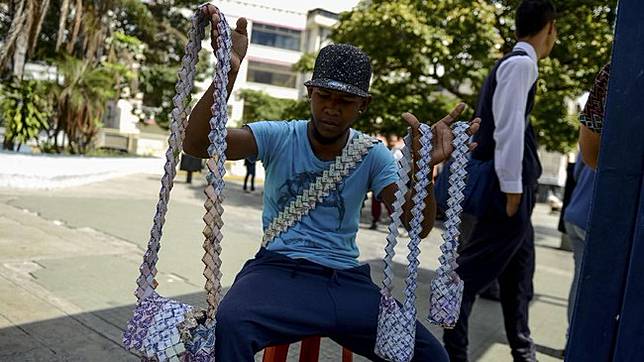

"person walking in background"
[443,1,557,361]
[243,157,256,192]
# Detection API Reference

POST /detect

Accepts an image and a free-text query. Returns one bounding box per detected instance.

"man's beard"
[311,121,348,145]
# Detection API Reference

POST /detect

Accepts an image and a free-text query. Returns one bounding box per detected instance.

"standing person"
[184,6,480,360]
[370,135,403,230]
[563,156,594,326]
[578,63,611,169]
[442,1,557,361]
[243,157,256,192]
[565,62,609,343]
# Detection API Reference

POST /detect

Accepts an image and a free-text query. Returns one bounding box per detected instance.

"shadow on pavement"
[0,258,563,362]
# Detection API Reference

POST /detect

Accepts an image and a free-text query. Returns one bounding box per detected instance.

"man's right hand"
[505,193,522,217]
[201,4,248,79]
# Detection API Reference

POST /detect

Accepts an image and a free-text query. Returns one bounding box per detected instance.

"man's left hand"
[402,103,481,168]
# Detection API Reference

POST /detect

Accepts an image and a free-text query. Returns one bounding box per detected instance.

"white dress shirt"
[492,42,539,194]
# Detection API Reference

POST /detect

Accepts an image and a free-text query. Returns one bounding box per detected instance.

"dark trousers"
[243,169,255,191]
[372,192,382,222]
[458,213,501,298]
[444,186,537,362]
[215,248,449,361]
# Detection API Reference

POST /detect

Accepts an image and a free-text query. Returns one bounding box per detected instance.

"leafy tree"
[332,0,616,152]
[0,79,52,150]
[238,89,301,124]
[0,0,218,153]
[281,98,311,121]
[53,56,118,154]
[112,0,212,128]
[138,50,211,129]
[20,0,212,147]
[292,52,316,73]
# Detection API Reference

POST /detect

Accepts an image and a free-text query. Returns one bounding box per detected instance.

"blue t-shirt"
[247,120,398,269]
[564,155,596,230]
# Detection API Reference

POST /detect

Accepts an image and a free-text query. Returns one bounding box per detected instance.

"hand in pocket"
[505,193,522,217]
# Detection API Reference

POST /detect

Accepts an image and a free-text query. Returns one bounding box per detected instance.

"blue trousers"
[564,222,586,326]
[215,248,448,361]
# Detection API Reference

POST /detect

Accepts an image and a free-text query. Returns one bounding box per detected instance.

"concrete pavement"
[0,173,571,361]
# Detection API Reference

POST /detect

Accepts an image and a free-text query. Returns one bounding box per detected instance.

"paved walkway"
[0,173,570,361]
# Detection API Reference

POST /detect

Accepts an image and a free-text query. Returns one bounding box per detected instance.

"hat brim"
[304,78,369,98]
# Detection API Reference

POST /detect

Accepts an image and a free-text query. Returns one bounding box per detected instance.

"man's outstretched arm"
[183,5,256,160]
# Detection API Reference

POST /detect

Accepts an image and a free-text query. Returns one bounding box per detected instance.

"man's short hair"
[515,0,557,38]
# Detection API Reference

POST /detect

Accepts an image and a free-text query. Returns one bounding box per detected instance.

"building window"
[251,23,302,51]
[247,61,297,88]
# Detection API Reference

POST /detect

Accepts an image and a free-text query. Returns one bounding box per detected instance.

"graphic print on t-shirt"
[276,170,346,235]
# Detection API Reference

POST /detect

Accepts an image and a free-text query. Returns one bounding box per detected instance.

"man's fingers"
[439,103,466,125]
[231,18,249,54]
[231,18,249,61]
[440,125,453,157]
[402,113,421,157]
[203,4,221,50]
[211,12,220,24]
[201,4,220,22]
[402,112,421,129]
[451,103,466,118]
[235,17,248,37]
[468,142,478,151]
[200,3,214,15]
[468,117,481,136]
[202,6,247,38]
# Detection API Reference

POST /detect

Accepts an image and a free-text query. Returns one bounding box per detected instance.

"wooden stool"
[262,336,353,362]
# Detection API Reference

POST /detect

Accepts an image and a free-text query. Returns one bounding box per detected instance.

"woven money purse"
[375,122,471,362]
[122,7,231,361]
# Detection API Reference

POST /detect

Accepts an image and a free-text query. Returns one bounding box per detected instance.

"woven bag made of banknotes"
[375,122,471,362]
[122,6,230,361]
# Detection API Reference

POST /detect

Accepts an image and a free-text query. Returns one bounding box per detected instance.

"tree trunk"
[2,136,16,151]
[56,0,71,52]
[13,25,29,79]
[0,0,27,75]
[84,12,107,64]
[27,0,50,57]
[2,0,51,78]
[66,0,82,54]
